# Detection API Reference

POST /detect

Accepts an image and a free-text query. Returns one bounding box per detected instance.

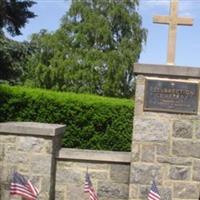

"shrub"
[0,84,134,151]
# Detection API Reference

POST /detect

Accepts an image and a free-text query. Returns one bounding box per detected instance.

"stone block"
[17,163,30,173]
[174,183,199,199]
[41,176,51,195]
[31,155,51,174]
[141,144,155,162]
[134,76,145,116]
[55,190,65,200]
[130,164,162,185]
[5,152,29,164]
[86,171,108,181]
[98,181,128,199]
[156,144,170,156]
[1,166,15,183]
[138,185,149,199]
[131,143,140,162]
[37,191,49,200]
[169,166,190,180]
[66,183,84,200]
[173,120,193,138]
[30,175,40,189]
[135,75,145,101]
[139,185,171,200]
[172,141,192,157]
[173,141,200,158]
[4,144,15,154]
[195,120,200,139]
[110,164,130,183]
[159,187,172,200]
[193,160,200,181]
[134,118,169,142]
[1,136,16,143]
[62,161,109,170]
[157,156,192,166]
[56,169,82,184]
[0,145,4,162]
[128,184,138,199]
[17,137,46,153]
[59,148,131,163]
[0,122,66,137]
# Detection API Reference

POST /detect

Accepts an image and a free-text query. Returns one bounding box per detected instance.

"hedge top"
[0,84,133,108]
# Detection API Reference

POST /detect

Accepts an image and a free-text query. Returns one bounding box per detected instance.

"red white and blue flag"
[10,171,39,200]
[148,180,160,200]
[84,171,98,200]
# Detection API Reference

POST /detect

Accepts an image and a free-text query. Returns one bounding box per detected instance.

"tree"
[0,34,35,83]
[0,0,36,36]
[0,0,36,83]
[25,0,147,98]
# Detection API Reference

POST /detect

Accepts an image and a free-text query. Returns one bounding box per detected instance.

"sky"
[139,0,200,67]
[8,0,200,67]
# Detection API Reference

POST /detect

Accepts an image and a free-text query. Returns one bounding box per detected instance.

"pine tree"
[0,34,35,83]
[0,0,36,83]
[0,0,36,36]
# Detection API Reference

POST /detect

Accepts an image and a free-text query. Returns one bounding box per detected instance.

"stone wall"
[0,122,131,200]
[3,63,200,200]
[56,148,131,200]
[0,122,66,200]
[129,64,200,200]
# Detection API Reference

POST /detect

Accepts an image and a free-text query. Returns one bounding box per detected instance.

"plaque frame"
[143,78,199,114]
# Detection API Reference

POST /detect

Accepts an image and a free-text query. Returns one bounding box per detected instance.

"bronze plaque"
[144,79,199,114]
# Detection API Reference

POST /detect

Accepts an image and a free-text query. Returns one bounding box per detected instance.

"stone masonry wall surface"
[129,74,200,200]
[0,122,66,200]
[56,148,131,200]
[4,69,199,200]
[0,122,131,200]
[0,135,52,199]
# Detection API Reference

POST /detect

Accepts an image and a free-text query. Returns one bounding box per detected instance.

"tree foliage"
[0,0,36,36]
[0,0,36,83]
[24,0,147,98]
[0,34,35,83]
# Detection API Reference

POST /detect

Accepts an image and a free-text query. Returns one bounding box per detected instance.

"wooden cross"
[153,0,193,65]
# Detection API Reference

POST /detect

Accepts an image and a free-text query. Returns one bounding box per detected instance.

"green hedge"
[0,85,134,151]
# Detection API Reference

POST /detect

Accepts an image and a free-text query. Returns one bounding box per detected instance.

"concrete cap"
[134,63,200,78]
[0,122,66,137]
[58,148,131,163]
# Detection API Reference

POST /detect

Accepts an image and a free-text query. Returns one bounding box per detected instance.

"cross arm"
[177,17,193,26]
[153,15,170,24]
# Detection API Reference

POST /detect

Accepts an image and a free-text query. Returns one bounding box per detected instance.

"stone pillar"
[0,122,66,200]
[129,64,200,200]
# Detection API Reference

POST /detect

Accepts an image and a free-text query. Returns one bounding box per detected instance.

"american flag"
[148,180,160,200]
[10,171,39,200]
[84,171,98,200]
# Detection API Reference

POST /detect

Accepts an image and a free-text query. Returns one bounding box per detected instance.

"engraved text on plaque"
[144,79,199,114]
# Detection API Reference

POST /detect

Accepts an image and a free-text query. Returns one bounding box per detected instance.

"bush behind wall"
[0,85,134,151]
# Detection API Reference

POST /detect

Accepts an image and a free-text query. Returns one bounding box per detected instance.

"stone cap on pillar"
[0,122,66,137]
[134,63,200,79]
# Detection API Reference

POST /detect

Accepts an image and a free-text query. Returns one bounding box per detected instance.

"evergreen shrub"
[0,85,134,151]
